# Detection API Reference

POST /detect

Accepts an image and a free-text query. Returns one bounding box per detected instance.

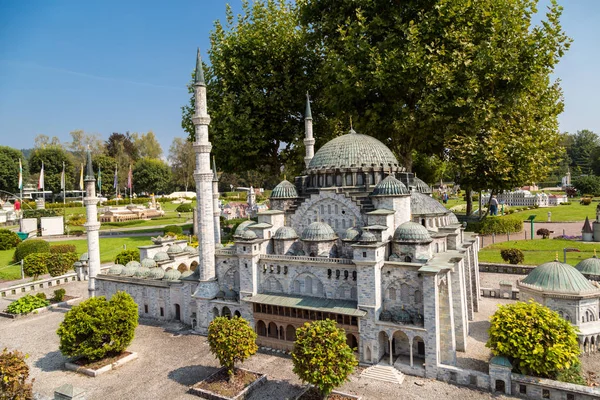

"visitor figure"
[442,192,448,204]
[14,199,21,217]
[490,195,499,216]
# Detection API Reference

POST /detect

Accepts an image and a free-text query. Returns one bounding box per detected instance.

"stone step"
[360,365,405,385]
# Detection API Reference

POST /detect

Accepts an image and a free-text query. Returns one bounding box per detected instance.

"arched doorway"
[177,263,188,272]
[256,320,267,336]
[392,331,410,366]
[413,335,425,368]
[378,331,391,365]
[268,322,278,338]
[346,333,358,351]
[495,380,505,393]
[286,325,296,342]
[190,261,198,271]
[174,304,181,321]
[212,307,219,319]
[234,310,241,318]
[222,306,231,319]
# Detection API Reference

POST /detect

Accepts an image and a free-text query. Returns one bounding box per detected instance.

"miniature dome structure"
[134,266,151,278]
[301,222,337,241]
[141,258,157,268]
[120,265,137,277]
[273,226,298,240]
[344,226,362,241]
[410,192,449,215]
[575,256,600,280]
[393,221,432,242]
[371,175,409,196]
[184,245,197,254]
[167,244,183,254]
[148,267,165,280]
[79,252,89,262]
[240,229,257,240]
[411,177,432,194]
[163,269,181,281]
[521,260,598,294]
[448,213,460,224]
[153,252,169,262]
[125,260,141,269]
[234,221,256,237]
[360,231,377,243]
[108,264,124,275]
[270,180,298,199]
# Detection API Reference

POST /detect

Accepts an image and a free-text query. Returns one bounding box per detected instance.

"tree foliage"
[0,229,21,251]
[13,239,50,263]
[132,131,163,159]
[66,130,104,167]
[168,137,195,192]
[57,292,139,362]
[207,316,258,379]
[0,146,27,195]
[487,301,580,379]
[114,249,140,265]
[0,348,34,400]
[573,175,600,196]
[92,153,117,196]
[292,319,357,399]
[566,129,599,175]
[28,146,74,193]
[132,158,171,194]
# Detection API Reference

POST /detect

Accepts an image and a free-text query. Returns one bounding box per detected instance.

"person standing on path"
[490,195,499,216]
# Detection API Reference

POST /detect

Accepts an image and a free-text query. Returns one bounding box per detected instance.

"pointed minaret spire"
[212,156,218,182]
[194,48,205,86]
[82,146,100,298]
[85,146,95,181]
[303,92,315,169]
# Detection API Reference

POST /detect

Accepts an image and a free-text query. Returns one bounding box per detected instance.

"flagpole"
[62,162,66,207]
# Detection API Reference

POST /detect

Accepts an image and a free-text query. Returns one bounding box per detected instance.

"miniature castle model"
[481,190,567,208]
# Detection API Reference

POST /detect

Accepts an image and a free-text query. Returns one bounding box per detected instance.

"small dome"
[108,264,124,275]
[215,290,226,299]
[154,251,169,262]
[125,260,141,269]
[448,213,459,224]
[575,256,600,277]
[301,222,337,241]
[167,244,183,254]
[184,245,197,254]
[273,226,298,240]
[371,175,409,196]
[120,265,137,277]
[344,227,362,241]
[163,269,181,281]
[411,192,449,215]
[148,267,165,279]
[392,309,412,324]
[521,260,598,294]
[234,221,256,237]
[240,230,257,240]
[270,180,298,199]
[223,287,238,301]
[379,310,392,322]
[79,252,89,262]
[360,231,377,243]
[393,221,432,242]
[134,266,151,278]
[411,177,432,194]
[141,258,156,268]
[180,270,193,279]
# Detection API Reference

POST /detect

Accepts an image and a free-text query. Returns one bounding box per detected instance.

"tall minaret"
[192,48,217,289]
[83,148,101,298]
[303,92,315,169]
[212,157,221,247]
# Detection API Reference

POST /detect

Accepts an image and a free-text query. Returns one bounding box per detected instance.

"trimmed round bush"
[22,253,48,278]
[163,225,183,235]
[53,288,66,302]
[114,249,140,265]
[57,291,139,362]
[0,229,21,250]
[536,228,551,239]
[47,253,78,276]
[479,217,523,235]
[501,248,525,265]
[175,203,194,213]
[50,244,77,254]
[13,239,50,263]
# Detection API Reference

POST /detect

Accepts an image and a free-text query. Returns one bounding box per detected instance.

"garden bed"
[0,296,80,319]
[295,387,361,400]
[189,367,266,400]
[65,351,138,377]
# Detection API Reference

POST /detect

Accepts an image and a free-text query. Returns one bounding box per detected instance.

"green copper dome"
[240,229,257,240]
[575,256,600,277]
[154,251,169,262]
[273,226,298,240]
[164,269,181,281]
[271,180,298,199]
[371,175,409,196]
[125,260,141,269]
[301,222,337,241]
[141,258,157,268]
[521,261,598,294]
[108,264,124,275]
[307,130,399,170]
[148,267,165,279]
[134,266,151,278]
[234,221,256,237]
[393,221,432,242]
[167,244,183,254]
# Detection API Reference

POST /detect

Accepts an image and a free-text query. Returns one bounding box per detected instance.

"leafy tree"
[28,146,74,193]
[13,239,50,263]
[57,291,139,362]
[487,301,580,379]
[292,319,357,399]
[182,0,321,178]
[33,134,61,149]
[0,348,34,399]
[573,175,600,196]
[500,248,524,265]
[132,131,163,159]
[66,130,105,167]
[0,146,28,195]
[132,158,171,194]
[567,129,599,175]
[207,316,258,380]
[168,137,195,192]
[412,151,452,186]
[105,132,138,193]
[92,154,117,196]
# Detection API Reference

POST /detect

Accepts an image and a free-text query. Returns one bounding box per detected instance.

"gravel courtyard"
[0,280,596,399]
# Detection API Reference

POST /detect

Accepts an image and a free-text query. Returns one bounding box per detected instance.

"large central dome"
[307,130,400,170]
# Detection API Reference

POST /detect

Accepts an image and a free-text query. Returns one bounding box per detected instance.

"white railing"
[260,254,353,265]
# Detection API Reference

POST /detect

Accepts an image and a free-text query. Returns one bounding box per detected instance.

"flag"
[60,162,65,190]
[38,162,44,190]
[18,159,22,190]
[98,167,102,191]
[79,163,84,191]
[113,165,118,189]
[127,164,132,189]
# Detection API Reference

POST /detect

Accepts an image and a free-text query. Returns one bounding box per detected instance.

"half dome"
[393,221,432,242]
[371,175,409,196]
[307,130,399,170]
[301,222,337,241]
[521,260,598,294]
[154,251,169,262]
[271,180,298,199]
[575,256,600,277]
[164,269,181,281]
[273,226,298,240]
[234,221,256,237]
[411,192,449,215]
[141,258,157,268]
[344,226,362,241]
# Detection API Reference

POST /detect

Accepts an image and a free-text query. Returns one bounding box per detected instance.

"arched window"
[414,289,422,303]
[294,280,301,293]
[305,276,313,295]
[388,287,397,300]
[256,320,267,336]
[350,287,357,300]
[401,283,410,302]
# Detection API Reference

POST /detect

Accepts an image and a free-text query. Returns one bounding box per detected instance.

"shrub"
[163,225,183,235]
[479,217,523,235]
[0,348,34,400]
[487,301,580,379]
[207,316,258,379]
[292,319,358,399]
[500,248,524,265]
[536,228,551,239]
[13,239,50,262]
[47,253,78,276]
[53,288,66,302]
[35,292,47,301]
[556,361,586,385]
[22,209,57,219]
[580,197,592,205]
[50,244,77,254]
[0,229,21,250]
[22,253,48,278]
[6,294,49,314]
[175,203,194,213]
[573,175,600,197]
[70,229,84,237]
[561,201,572,205]
[67,213,86,226]
[114,249,140,265]
[57,291,138,362]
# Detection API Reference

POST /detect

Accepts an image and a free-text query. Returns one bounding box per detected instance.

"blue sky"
[0,0,598,153]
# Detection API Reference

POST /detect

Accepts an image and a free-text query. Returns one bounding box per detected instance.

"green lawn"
[0,236,153,281]
[499,201,592,222]
[479,238,598,266]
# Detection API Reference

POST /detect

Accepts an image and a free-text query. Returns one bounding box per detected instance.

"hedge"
[22,209,57,219]
[23,252,78,277]
[175,203,194,213]
[0,229,21,250]
[163,225,183,235]
[13,239,51,263]
[46,202,80,209]
[478,217,523,235]
[104,197,151,206]
[50,244,77,254]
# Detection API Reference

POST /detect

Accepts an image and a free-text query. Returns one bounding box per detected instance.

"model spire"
[305,92,312,119]
[85,146,95,181]
[303,92,315,169]
[194,48,205,86]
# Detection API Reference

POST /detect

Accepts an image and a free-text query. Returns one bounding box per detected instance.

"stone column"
[409,337,414,367]
[83,150,100,298]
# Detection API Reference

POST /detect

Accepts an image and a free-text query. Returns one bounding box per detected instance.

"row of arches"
[255,319,359,350]
[581,334,600,354]
[308,169,397,189]
[377,330,425,368]
[165,261,198,273]
[212,306,241,320]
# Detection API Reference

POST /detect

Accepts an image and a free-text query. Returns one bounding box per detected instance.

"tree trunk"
[465,187,473,216]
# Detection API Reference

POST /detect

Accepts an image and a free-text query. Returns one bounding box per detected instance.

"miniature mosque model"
[87,50,600,382]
